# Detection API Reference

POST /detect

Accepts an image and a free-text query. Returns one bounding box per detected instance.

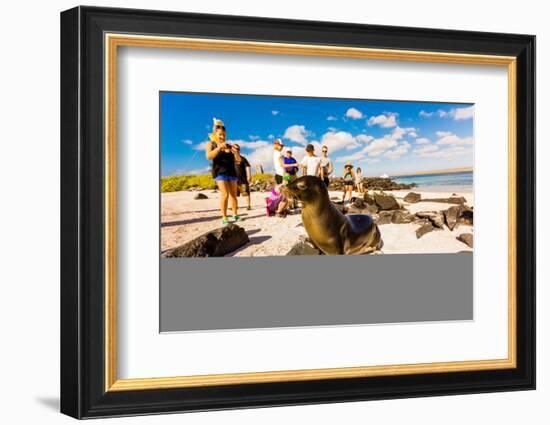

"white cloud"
[419,110,434,118]
[194,139,271,152]
[268,134,275,139]
[245,144,276,171]
[335,151,366,163]
[413,145,439,156]
[414,146,472,159]
[355,134,374,144]
[390,126,410,140]
[435,132,473,146]
[362,136,398,157]
[327,115,338,121]
[319,131,360,152]
[345,107,363,119]
[248,135,260,141]
[415,137,431,145]
[230,139,270,149]
[271,110,280,116]
[283,125,311,145]
[383,141,411,159]
[193,141,208,151]
[436,106,474,120]
[181,139,193,145]
[453,106,474,120]
[345,126,411,158]
[367,113,397,128]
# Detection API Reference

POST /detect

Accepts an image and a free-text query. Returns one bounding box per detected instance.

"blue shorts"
[215,174,239,182]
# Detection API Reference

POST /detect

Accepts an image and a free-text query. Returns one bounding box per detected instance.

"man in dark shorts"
[233,144,252,210]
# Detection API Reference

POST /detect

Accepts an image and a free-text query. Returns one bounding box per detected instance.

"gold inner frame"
[104,33,517,392]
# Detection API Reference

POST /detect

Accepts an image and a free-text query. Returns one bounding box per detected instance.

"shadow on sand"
[226,235,273,256]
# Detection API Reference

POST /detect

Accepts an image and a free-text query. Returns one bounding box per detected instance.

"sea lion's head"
[285,176,328,206]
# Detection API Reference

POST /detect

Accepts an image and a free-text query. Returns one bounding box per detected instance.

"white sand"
[161,189,474,256]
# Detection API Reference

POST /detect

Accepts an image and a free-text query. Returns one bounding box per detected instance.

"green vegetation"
[161,174,216,192]
[161,173,275,193]
[251,173,274,183]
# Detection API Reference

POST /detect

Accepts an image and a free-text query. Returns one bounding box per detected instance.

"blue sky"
[160,92,474,177]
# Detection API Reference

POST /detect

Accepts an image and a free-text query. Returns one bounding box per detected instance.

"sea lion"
[285,176,382,255]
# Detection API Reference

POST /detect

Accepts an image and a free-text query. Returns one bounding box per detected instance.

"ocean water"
[393,171,473,193]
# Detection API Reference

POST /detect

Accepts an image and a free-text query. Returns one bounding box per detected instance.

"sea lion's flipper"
[340,221,364,255]
[339,222,355,255]
[342,214,381,255]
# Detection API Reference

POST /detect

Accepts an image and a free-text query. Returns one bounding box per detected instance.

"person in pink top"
[265,184,289,218]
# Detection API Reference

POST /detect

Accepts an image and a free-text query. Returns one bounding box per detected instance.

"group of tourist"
[205,117,365,224]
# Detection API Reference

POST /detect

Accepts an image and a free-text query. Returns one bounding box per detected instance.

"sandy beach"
[161,187,474,256]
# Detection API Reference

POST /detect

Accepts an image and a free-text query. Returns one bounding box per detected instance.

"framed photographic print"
[60,6,536,419]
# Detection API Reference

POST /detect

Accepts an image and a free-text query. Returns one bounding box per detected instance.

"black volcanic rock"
[416,211,445,229]
[374,193,400,211]
[376,211,393,225]
[287,241,323,256]
[444,205,474,230]
[457,233,474,248]
[329,177,416,191]
[163,224,249,257]
[391,210,415,224]
[416,223,434,239]
[404,192,421,203]
[423,196,467,205]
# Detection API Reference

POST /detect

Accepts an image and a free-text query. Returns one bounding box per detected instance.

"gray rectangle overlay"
[160,254,473,332]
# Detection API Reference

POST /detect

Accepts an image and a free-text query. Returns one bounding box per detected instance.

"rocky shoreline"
[184,176,416,194]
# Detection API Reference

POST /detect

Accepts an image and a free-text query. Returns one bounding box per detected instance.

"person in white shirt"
[300,144,324,179]
[272,139,286,184]
[319,145,333,188]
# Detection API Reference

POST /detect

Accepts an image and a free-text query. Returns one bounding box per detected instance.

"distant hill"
[391,166,473,178]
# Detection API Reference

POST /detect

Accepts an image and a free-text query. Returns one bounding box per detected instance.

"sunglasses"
[322,150,328,153]
[215,125,226,131]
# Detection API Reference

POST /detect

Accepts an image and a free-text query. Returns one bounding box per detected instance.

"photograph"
[160,92,475,258]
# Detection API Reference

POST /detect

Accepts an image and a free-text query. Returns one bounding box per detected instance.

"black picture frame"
[61,5,536,419]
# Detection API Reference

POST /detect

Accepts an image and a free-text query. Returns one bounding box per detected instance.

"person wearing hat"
[342,161,355,204]
[300,144,324,179]
[205,118,240,224]
[273,139,286,184]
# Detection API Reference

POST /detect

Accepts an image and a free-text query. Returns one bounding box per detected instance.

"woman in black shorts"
[205,118,240,224]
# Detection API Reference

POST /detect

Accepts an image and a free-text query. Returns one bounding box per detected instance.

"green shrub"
[251,173,274,182]
[161,172,275,193]
[161,174,216,192]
